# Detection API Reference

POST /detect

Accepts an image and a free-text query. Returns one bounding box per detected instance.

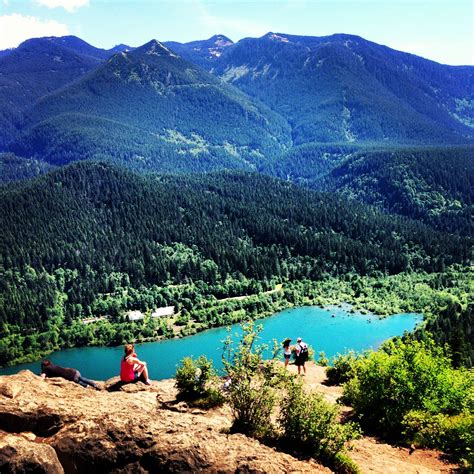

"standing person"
[295,337,309,375]
[282,338,292,368]
[120,344,152,385]
[41,360,98,389]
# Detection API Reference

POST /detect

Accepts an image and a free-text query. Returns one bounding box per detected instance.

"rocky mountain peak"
[137,39,180,58]
[263,32,291,43]
[209,34,234,47]
[0,367,461,472]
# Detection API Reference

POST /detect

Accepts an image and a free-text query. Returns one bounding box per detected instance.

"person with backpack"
[295,337,308,375]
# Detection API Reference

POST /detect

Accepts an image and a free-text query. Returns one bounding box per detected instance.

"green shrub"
[226,369,277,438]
[403,410,474,469]
[342,338,473,444]
[326,350,361,385]
[175,355,224,407]
[333,452,363,474]
[279,379,361,465]
[223,321,287,439]
[317,351,329,367]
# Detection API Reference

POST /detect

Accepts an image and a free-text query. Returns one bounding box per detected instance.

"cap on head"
[297,337,302,342]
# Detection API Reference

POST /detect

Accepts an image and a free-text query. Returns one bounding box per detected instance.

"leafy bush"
[279,379,361,466]
[226,370,277,438]
[175,355,224,408]
[403,410,474,469]
[317,351,329,367]
[222,321,286,439]
[342,338,473,447]
[326,350,361,385]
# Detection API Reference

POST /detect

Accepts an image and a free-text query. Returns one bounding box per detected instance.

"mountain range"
[0,33,472,226]
[192,32,474,145]
[1,32,472,157]
[0,36,122,149]
[9,39,290,171]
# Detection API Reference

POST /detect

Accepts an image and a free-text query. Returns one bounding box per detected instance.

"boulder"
[0,431,64,473]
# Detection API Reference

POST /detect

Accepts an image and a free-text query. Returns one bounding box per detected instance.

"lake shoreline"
[0,305,421,380]
[0,298,413,370]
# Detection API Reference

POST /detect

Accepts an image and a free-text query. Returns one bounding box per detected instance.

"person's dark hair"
[41,359,51,368]
[283,338,291,348]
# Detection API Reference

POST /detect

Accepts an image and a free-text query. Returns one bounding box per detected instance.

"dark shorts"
[284,354,291,360]
[295,356,305,367]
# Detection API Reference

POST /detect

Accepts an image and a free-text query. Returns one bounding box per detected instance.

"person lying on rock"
[41,359,98,389]
[120,343,152,385]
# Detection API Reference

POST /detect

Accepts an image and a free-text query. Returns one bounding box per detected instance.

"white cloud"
[0,14,69,49]
[35,0,89,12]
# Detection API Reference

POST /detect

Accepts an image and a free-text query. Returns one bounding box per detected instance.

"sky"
[0,0,472,65]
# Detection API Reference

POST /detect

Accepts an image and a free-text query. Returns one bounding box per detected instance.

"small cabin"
[127,310,145,321]
[151,306,175,318]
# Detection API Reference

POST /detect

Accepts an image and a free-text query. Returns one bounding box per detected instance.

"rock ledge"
[0,370,327,473]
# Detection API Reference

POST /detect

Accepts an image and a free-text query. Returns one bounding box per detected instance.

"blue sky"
[0,0,472,65]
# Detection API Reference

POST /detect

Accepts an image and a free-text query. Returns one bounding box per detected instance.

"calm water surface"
[0,305,421,380]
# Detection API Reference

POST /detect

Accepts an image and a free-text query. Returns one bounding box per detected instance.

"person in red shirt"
[120,344,152,385]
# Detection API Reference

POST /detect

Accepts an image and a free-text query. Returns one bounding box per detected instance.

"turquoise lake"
[0,305,421,380]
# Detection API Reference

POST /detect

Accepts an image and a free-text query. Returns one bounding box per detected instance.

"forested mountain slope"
[0,153,53,184]
[0,36,114,149]
[1,161,471,329]
[1,33,472,183]
[202,32,474,145]
[10,40,291,172]
[266,144,474,235]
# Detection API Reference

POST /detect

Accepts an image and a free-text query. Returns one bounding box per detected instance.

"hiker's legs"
[77,375,97,389]
[297,364,301,374]
[137,363,150,382]
[303,363,306,375]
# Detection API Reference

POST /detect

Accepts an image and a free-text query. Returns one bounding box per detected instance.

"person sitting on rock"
[41,360,98,389]
[120,344,152,385]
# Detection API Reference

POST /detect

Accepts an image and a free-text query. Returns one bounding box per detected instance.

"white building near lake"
[151,306,175,318]
[127,310,145,321]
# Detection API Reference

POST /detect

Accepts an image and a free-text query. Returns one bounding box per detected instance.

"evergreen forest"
[0,32,472,372]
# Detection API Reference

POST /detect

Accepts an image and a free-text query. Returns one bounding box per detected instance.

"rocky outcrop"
[0,371,328,473]
[0,366,459,473]
[0,431,64,473]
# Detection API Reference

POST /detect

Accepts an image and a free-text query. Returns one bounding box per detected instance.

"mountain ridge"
[205,32,473,145]
[0,35,119,149]
[1,33,473,235]
[9,38,291,170]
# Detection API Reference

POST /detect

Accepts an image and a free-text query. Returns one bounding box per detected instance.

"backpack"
[298,343,308,361]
